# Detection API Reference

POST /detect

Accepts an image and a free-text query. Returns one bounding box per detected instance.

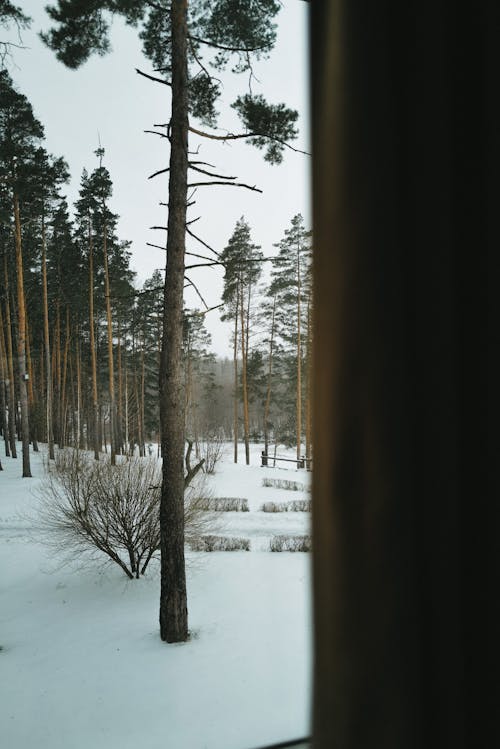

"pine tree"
[220,218,263,464]
[0,71,45,476]
[269,214,312,465]
[43,0,300,642]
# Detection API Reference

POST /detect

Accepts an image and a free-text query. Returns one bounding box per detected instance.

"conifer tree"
[269,214,312,465]
[42,0,300,642]
[0,70,45,476]
[220,218,263,465]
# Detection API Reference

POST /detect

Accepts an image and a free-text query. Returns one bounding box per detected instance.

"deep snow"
[0,443,311,749]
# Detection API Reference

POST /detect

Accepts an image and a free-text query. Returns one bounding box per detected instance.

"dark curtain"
[310,2,498,747]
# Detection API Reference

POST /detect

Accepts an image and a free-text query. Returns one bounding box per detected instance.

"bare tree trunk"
[263,295,277,459]
[88,214,99,460]
[140,333,145,457]
[232,289,239,463]
[305,297,312,470]
[117,318,123,455]
[3,256,17,458]
[0,307,10,457]
[240,281,250,465]
[59,308,70,449]
[41,213,54,459]
[25,314,38,452]
[102,211,116,465]
[13,192,31,477]
[159,0,189,643]
[296,243,302,468]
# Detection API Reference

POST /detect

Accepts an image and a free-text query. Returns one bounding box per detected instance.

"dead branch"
[187,180,263,193]
[189,125,311,157]
[136,68,171,86]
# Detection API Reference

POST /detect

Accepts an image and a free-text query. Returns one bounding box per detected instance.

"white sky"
[6,1,311,357]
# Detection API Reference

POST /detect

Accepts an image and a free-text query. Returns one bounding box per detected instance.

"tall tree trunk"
[88,214,100,460]
[53,301,61,445]
[76,332,82,448]
[25,314,38,452]
[140,333,145,457]
[102,211,116,465]
[41,213,54,459]
[240,281,250,465]
[296,243,302,468]
[13,192,31,477]
[59,308,70,449]
[117,318,123,455]
[0,307,11,457]
[305,297,312,470]
[3,256,17,458]
[263,295,277,459]
[232,289,239,463]
[159,0,189,643]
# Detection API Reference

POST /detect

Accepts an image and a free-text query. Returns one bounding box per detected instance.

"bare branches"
[189,124,311,157]
[148,167,169,180]
[186,227,221,258]
[188,34,272,54]
[189,164,237,180]
[184,276,209,309]
[187,180,263,193]
[135,68,171,86]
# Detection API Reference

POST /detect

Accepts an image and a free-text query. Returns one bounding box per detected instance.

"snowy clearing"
[0,443,311,749]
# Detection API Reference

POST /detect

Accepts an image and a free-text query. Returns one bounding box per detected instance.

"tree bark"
[3,255,17,458]
[102,210,116,465]
[0,307,10,457]
[13,191,31,477]
[263,295,276,458]
[88,214,99,460]
[232,289,239,463]
[240,280,250,465]
[159,0,189,643]
[41,212,55,460]
[296,241,302,468]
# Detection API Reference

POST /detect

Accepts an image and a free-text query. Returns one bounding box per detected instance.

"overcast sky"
[5,1,310,357]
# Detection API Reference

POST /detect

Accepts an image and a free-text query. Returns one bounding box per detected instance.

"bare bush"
[269,534,312,552]
[38,449,218,579]
[262,478,306,492]
[261,500,311,512]
[188,535,250,552]
[191,497,249,512]
[199,430,225,474]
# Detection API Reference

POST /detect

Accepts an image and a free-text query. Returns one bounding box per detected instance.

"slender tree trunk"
[41,214,54,459]
[296,243,302,468]
[59,308,70,449]
[88,214,99,460]
[264,295,277,458]
[3,255,17,458]
[76,332,82,448]
[232,290,239,463]
[0,308,10,457]
[117,318,123,455]
[240,282,250,465]
[13,192,31,477]
[25,314,38,452]
[159,0,189,643]
[140,333,145,457]
[305,297,313,470]
[102,211,116,465]
[124,354,129,453]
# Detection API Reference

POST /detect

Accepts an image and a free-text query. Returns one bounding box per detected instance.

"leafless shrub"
[188,535,250,552]
[199,430,225,474]
[262,478,306,492]
[261,500,311,512]
[191,497,249,512]
[37,449,218,579]
[269,534,312,552]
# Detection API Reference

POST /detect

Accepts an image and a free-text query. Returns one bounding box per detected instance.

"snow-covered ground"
[0,443,311,749]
